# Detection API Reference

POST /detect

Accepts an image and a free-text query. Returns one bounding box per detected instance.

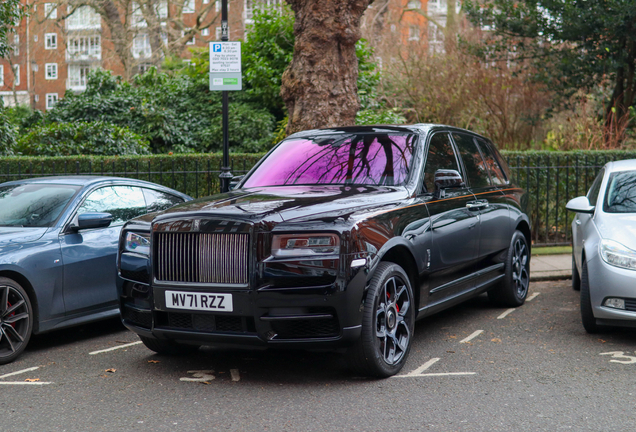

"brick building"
[1,0,444,112]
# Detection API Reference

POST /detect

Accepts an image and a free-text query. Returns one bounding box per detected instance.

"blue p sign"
[212,43,222,53]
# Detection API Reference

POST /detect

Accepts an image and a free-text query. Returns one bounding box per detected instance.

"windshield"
[604,170,636,213]
[0,183,81,227]
[242,133,417,188]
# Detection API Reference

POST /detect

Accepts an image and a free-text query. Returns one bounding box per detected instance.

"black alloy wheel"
[0,278,33,365]
[488,230,530,307]
[347,262,414,378]
[572,252,581,291]
[580,261,599,333]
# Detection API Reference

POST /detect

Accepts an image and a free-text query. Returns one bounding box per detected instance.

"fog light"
[604,298,626,310]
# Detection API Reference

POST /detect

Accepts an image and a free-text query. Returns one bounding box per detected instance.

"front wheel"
[0,278,34,365]
[346,262,415,378]
[580,261,598,333]
[488,230,530,307]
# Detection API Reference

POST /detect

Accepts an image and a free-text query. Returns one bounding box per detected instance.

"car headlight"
[124,232,151,256]
[600,239,636,270]
[271,234,340,257]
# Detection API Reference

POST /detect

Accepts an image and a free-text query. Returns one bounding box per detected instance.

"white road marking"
[394,357,476,378]
[527,292,540,301]
[230,369,240,382]
[0,366,40,380]
[497,308,516,319]
[407,358,440,376]
[460,330,484,344]
[0,381,52,385]
[180,370,215,382]
[89,341,143,355]
[600,351,636,364]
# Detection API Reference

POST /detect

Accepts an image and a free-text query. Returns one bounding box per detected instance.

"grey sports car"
[566,159,636,333]
[0,176,190,365]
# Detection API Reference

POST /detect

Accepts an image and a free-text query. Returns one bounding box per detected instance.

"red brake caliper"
[7,301,15,328]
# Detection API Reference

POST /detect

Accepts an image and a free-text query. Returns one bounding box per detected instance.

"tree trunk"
[281,0,373,134]
[604,36,635,147]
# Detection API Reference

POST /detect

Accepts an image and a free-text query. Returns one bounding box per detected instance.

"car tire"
[580,261,599,333]
[488,230,530,307]
[0,277,34,365]
[346,262,415,378]
[572,252,581,291]
[139,336,200,355]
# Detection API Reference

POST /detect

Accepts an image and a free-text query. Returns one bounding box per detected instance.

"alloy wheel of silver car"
[0,279,33,365]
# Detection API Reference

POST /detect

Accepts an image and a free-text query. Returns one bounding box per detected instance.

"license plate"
[165,290,233,312]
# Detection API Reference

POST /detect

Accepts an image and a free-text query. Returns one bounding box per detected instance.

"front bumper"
[587,253,636,327]
[118,258,368,349]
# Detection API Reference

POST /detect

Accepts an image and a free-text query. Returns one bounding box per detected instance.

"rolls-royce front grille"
[155,232,249,284]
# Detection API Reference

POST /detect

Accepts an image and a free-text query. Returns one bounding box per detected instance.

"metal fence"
[0,154,626,247]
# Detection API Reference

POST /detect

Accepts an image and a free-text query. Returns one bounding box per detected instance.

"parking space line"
[407,357,440,376]
[497,308,516,319]
[527,292,540,301]
[0,366,40,380]
[0,381,52,385]
[460,330,484,344]
[394,358,476,378]
[89,341,143,355]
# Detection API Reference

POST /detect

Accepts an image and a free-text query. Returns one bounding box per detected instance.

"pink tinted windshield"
[243,133,416,187]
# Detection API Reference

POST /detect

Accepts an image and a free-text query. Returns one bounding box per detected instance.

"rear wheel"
[580,261,598,333]
[0,278,33,365]
[572,252,581,291]
[346,262,414,378]
[488,230,530,307]
[140,336,200,355]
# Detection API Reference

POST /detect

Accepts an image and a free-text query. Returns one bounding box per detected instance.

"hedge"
[2,149,636,245]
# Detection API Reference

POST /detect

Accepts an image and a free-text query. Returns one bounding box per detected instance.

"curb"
[530,273,571,282]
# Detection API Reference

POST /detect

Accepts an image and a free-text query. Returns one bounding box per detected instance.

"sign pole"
[219,0,232,193]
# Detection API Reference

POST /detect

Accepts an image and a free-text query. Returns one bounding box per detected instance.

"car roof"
[286,124,488,140]
[605,159,636,173]
[0,175,191,198]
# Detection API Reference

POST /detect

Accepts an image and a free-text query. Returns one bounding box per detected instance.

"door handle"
[466,200,488,210]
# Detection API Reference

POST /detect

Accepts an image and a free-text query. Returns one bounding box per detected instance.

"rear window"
[243,133,417,188]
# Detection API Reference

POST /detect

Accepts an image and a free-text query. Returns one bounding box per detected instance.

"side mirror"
[229,175,244,191]
[434,169,464,197]
[72,212,113,231]
[565,196,595,214]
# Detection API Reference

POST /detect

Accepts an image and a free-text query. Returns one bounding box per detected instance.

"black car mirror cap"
[72,212,114,231]
[434,169,465,193]
[229,175,245,191]
[565,196,595,214]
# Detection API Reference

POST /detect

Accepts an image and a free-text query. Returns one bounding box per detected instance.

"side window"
[452,133,490,188]
[587,168,605,206]
[143,189,185,213]
[422,132,462,193]
[486,140,512,182]
[476,138,507,185]
[78,186,146,225]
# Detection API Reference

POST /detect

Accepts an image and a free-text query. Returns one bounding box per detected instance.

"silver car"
[566,159,636,333]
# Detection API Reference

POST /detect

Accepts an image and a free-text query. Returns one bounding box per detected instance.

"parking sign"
[209,41,242,91]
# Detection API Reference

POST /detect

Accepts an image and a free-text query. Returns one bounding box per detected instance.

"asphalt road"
[2,280,636,431]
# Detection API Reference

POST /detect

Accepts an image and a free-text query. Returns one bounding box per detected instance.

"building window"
[138,63,153,74]
[34,94,39,102]
[186,32,195,45]
[215,0,221,11]
[45,63,58,80]
[12,35,19,56]
[408,25,420,41]
[0,65,4,87]
[216,26,222,40]
[183,0,195,13]
[13,65,19,86]
[67,35,101,60]
[45,33,57,49]
[132,34,152,59]
[46,93,58,109]
[44,2,57,18]
[131,2,146,27]
[68,64,92,89]
[428,0,440,10]
[201,28,210,36]
[407,0,421,8]
[66,6,101,30]
[156,0,168,19]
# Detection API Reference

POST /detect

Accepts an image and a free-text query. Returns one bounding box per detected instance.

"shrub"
[17,121,151,156]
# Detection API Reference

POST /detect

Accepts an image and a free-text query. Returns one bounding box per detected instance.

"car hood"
[0,227,49,246]
[596,213,636,249]
[153,185,410,224]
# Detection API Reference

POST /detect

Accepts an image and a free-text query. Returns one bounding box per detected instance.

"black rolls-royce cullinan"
[117,124,531,377]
